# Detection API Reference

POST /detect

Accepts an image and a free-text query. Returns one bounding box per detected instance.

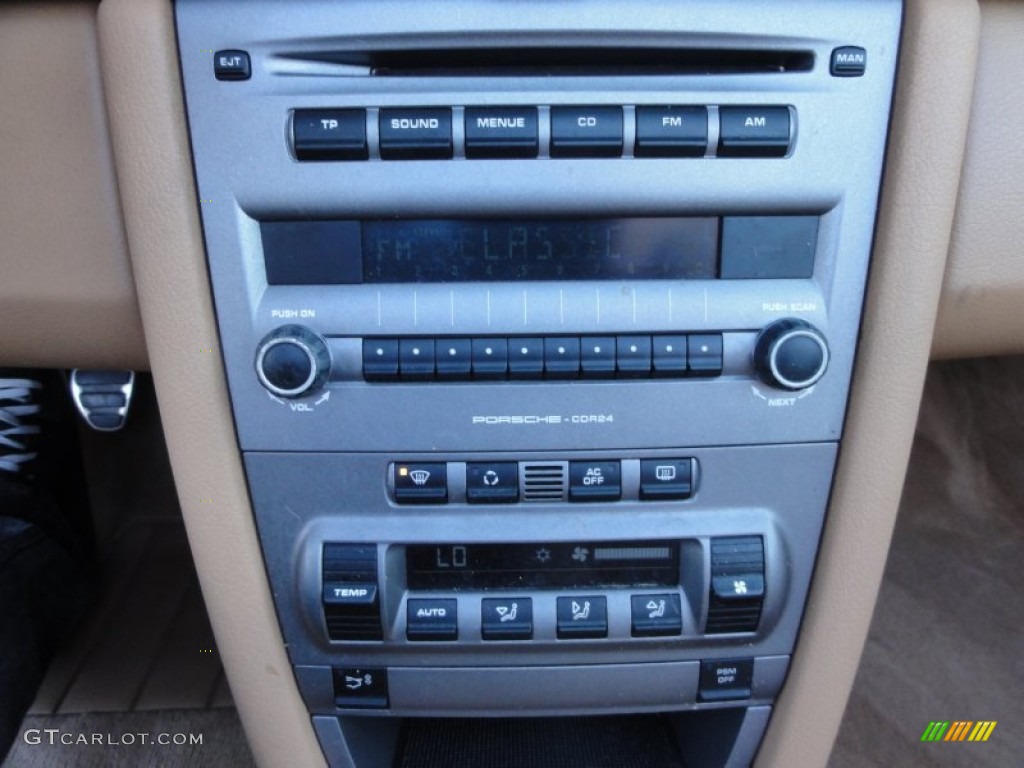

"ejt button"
[466,462,519,504]
[213,50,250,81]
[394,463,447,504]
[569,461,621,502]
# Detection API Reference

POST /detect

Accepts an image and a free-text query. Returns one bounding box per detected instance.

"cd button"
[640,459,693,500]
[569,461,621,502]
[293,109,368,161]
[652,335,688,377]
[481,597,533,640]
[556,596,608,639]
[616,336,653,377]
[394,462,447,503]
[687,334,723,377]
[551,106,624,158]
[718,106,791,157]
[399,339,435,380]
[472,338,509,378]
[466,462,519,504]
[435,338,472,379]
[407,599,458,641]
[363,339,399,381]
[379,108,453,160]
[635,106,708,157]
[508,338,545,378]
[580,337,616,377]
[630,594,683,637]
[544,337,581,378]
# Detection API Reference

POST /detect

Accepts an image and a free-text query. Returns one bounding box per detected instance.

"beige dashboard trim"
[757,0,980,765]
[97,0,326,765]
[932,0,1024,360]
[0,1,146,370]
[98,0,978,766]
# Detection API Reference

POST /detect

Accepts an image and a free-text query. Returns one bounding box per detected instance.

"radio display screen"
[260,218,719,284]
[405,540,681,590]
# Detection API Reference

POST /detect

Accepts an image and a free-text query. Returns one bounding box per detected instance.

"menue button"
[465,107,539,158]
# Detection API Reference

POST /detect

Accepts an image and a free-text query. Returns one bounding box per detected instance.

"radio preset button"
[399,339,435,380]
[472,338,509,378]
[394,462,447,504]
[465,107,539,158]
[631,594,683,637]
[407,599,458,641]
[718,106,791,157]
[640,459,694,500]
[635,106,708,157]
[508,337,545,378]
[466,462,519,504]
[363,339,400,380]
[687,334,723,377]
[580,337,616,377]
[379,108,453,160]
[616,336,653,377]
[293,109,368,161]
[652,335,688,376]
[550,106,624,158]
[481,598,533,640]
[544,337,581,378]
[435,338,472,379]
[556,596,608,639]
[569,461,622,502]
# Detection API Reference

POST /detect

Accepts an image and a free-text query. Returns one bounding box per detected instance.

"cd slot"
[276,46,815,78]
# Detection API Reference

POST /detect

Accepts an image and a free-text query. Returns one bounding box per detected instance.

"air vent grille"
[520,462,567,502]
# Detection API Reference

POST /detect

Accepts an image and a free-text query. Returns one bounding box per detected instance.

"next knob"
[754,318,829,390]
[255,325,330,398]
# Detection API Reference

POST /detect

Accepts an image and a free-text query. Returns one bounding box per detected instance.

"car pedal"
[69,370,135,432]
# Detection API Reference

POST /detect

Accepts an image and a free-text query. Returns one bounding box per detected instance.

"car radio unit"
[175,0,902,764]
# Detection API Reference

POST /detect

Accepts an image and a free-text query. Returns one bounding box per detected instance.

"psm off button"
[213,50,250,81]
[698,658,754,702]
[831,46,867,77]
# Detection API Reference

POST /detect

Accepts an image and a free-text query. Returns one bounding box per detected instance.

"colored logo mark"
[921,721,997,742]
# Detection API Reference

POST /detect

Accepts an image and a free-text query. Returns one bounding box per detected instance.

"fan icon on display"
[409,469,431,486]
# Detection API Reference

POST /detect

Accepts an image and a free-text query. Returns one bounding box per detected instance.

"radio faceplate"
[176,0,901,764]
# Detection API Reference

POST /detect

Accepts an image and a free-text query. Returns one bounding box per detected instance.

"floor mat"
[829,357,1024,767]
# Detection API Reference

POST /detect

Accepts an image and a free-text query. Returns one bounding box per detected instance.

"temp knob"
[754,318,830,390]
[255,325,330,398]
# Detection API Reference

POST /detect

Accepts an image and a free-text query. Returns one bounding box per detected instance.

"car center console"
[174,0,902,764]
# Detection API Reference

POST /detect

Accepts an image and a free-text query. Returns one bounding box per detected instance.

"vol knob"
[255,325,330,398]
[754,318,829,391]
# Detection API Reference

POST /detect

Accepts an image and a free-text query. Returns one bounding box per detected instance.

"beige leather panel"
[758,0,980,765]
[933,0,1024,359]
[0,2,146,370]
[97,1,325,766]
